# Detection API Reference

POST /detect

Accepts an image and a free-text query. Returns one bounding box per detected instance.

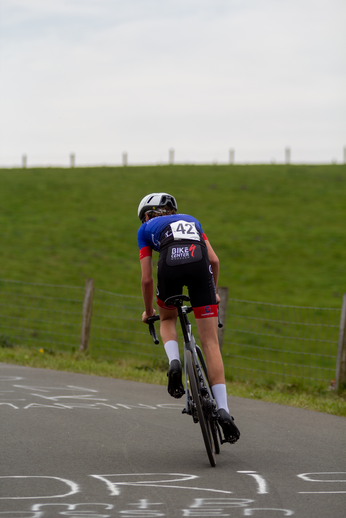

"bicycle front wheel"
[186,350,216,467]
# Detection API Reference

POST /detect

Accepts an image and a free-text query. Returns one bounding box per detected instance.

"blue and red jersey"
[137,213,208,260]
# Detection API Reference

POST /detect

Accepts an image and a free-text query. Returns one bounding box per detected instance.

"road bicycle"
[147,294,229,467]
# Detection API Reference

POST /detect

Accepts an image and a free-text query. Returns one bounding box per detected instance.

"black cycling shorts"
[156,241,218,319]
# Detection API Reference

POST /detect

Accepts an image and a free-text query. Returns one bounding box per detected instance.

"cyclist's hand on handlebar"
[142,309,156,323]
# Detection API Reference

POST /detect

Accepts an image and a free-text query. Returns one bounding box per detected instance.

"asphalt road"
[0,362,345,518]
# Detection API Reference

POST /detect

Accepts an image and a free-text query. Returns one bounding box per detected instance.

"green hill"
[1,164,345,307]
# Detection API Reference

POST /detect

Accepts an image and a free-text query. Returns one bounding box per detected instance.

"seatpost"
[177,306,190,344]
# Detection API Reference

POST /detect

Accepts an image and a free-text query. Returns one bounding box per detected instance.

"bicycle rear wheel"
[208,417,221,455]
[196,346,220,455]
[186,350,216,467]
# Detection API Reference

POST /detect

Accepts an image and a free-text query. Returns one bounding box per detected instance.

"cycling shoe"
[167,360,185,399]
[218,408,240,444]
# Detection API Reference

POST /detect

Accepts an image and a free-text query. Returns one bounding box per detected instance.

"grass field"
[1,164,345,307]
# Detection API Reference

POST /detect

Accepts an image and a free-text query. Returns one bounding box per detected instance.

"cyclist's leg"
[156,250,180,351]
[158,306,185,398]
[158,306,181,364]
[156,254,185,398]
[187,254,240,442]
[195,316,225,387]
[158,306,178,345]
[196,317,240,442]
[195,317,231,411]
[185,251,226,397]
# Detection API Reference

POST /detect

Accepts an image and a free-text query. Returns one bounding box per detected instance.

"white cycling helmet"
[138,192,177,222]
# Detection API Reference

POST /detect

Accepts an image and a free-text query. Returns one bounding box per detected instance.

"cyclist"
[137,192,240,443]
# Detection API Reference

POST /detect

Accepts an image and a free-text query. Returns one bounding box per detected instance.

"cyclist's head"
[138,193,177,223]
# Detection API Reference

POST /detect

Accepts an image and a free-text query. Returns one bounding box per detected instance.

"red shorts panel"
[156,297,176,311]
[193,304,218,319]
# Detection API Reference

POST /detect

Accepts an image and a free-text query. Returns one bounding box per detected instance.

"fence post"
[229,149,235,165]
[217,287,229,352]
[70,153,75,168]
[123,152,128,167]
[80,278,94,352]
[22,155,27,169]
[169,148,174,165]
[285,147,291,164]
[335,293,346,390]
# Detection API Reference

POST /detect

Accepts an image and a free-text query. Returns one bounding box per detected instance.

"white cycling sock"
[164,340,180,364]
[212,383,229,413]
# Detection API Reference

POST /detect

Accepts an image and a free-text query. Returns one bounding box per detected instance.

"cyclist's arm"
[205,240,219,285]
[205,240,220,302]
[140,255,155,321]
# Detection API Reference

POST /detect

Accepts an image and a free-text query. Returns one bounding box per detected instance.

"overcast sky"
[0,0,345,166]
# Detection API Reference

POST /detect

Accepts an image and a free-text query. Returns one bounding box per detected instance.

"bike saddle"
[164,294,191,307]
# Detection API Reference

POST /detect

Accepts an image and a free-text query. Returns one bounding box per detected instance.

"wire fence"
[0,279,84,351]
[0,279,341,386]
[223,299,340,384]
[89,289,165,362]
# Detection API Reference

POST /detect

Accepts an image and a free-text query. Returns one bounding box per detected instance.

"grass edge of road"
[1,346,345,417]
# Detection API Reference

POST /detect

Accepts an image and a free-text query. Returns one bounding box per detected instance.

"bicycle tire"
[196,346,220,455]
[186,350,216,467]
[208,418,221,455]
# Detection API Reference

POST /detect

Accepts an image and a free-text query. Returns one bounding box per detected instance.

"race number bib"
[170,220,201,241]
